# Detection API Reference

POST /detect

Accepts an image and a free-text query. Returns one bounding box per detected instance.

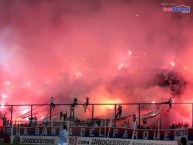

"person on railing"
[83,96,90,112]
[116,105,122,118]
[167,97,174,112]
[161,97,174,112]
[71,97,78,112]
[50,97,55,110]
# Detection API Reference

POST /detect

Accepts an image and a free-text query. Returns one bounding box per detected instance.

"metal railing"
[1,102,192,129]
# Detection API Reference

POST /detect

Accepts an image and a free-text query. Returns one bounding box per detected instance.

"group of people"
[1,115,10,126]
[70,96,90,112]
[50,96,90,113]
[50,95,174,116]
[60,111,67,121]
[170,121,189,129]
[28,116,37,126]
[110,96,174,120]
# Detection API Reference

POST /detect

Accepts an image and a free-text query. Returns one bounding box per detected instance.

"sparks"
[5,81,10,85]
[128,50,132,56]
[76,72,82,78]
[118,63,125,70]
[1,103,5,108]
[171,61,175,66]
[1,94,7,98]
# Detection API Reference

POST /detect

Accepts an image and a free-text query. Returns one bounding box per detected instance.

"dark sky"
[0,0,193,122]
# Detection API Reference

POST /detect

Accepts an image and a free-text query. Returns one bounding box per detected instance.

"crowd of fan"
[170,121,189,129]
[2,116,10,126]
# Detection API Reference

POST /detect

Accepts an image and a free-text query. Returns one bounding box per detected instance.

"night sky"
[0,0,193,124]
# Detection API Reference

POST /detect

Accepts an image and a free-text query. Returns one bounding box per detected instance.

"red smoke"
[0,0,193,127]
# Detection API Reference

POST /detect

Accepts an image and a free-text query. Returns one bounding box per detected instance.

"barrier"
[76,137,178,145]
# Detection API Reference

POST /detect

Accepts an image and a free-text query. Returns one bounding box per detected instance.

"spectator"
[167,97,174,112]
[143,119,147,129]
[180,137,187,145]
[58,125,68,145]
[2,115,7,126]
[183,122,189,128]
[83,96,90,112]
[42,116,49,126]
[60,111,67,121]
[131,114,137,129]
[122,121,128,128]
[50,97,55,110]
[71,97,78,112]
[116,105,122,118]
[29,116,33,126]
[33,116,37,126]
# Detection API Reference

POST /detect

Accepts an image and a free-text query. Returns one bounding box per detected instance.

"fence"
[0,102,192,129]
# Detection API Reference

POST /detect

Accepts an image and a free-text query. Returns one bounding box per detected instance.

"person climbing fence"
[83,96,90,112]
[50,97,55,110]
[71,97,78,112]
[116,105,122,118]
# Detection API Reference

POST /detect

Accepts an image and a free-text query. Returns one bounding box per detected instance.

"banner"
[11,135,78,145]
[11,135,58,144]
[7,126,175,140]
[174,128,188,141]
[76,137,178,145]
[2,126,192,144]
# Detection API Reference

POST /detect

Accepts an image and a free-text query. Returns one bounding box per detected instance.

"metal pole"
[50,105,52,122]
[138,104,140,127]
[70,106,72,121]
[92,104,94,126]
[192,103,193,128]
[114,104,117,126]
[72,107,74,121]
[31,105,32,118]
[160,104,162,129]
[10,105,13,125]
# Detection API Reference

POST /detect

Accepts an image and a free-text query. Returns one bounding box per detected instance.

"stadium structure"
[0,69,190,145]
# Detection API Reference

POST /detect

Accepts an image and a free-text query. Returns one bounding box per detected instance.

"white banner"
[11,135,58,144]
[76,137,179,145]
[10,136,178,145]
[11,135,78,145]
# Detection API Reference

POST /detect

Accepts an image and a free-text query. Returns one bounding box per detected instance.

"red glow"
[104,98,122,109]
[0,0,192,127]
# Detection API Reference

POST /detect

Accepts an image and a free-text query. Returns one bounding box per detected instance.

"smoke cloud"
[0,0,193,126]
